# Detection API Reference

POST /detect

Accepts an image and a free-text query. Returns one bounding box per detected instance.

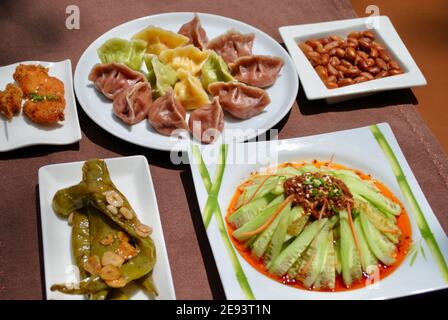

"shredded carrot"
[239,195,293,238]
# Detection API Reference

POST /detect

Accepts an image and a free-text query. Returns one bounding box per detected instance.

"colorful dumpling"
[159,45,211,75]
[144,54,178,98]
[229,55,284,88]
[206,30,255,64]
[201,52,234,92]
[88,63,145,100]
[208,81,270,119]
[178,13,208,49]
[132,26,189,56]
[147,88,189,136]
[113,82,152,125]
[174,70,210,110]
[97,38,147,70]
[188,97,224,144]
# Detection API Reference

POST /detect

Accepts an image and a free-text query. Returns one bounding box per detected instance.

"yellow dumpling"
[132,26,189,56]
[159,45,211,75]
[174,70,210,110]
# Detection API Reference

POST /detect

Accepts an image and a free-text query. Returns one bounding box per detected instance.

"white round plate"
[75,12,299,151]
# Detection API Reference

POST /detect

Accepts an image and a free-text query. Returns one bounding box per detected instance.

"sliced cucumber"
[354,216,378,273]
[287,215,309,238]
[337,176,401,216]
[339,210,362,287]
[228,196,270,228]
[334,239,342,275]
[269,219,327,276]
[233,194,284,242]
[296,224,330,288]
[314,232,336,290]
[264,202,292,267]
[357,200,400,244]
[272,176,286,195]
[251,201,290,259]
[360,212,397,265]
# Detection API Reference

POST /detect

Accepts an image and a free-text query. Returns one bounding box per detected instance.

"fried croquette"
[13,64,65,125]
[0,83,23,119]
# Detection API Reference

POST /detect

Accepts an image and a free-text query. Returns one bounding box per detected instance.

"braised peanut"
[363,30,375,39]
[388,68,404,76]
[321,53,330,66]
[375,70,389,79]
[298,30,403,88]
[344,67,361,78]
[329,56,340,66]
[337,78,354,87]
[335,48,345,59]
[327,64,338,76]
[299,42,313,52]
[348,31,363,39]
[353,75,369,83]
[388,60,400,70]
[375,58,388,71]
[345,47,357,62]
[358,38,371,52]
[324,40,341,52]
[315,65,328,80]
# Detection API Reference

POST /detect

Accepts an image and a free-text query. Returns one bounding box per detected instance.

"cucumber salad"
[226,162,411,291]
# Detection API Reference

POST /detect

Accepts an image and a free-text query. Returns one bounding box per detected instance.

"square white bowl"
[279,16,426,103]
[188,123,448,299]
[38,155,176,300]
[0,60,82,151]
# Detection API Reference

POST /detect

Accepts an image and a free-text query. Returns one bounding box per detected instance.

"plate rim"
[74,11,299,152]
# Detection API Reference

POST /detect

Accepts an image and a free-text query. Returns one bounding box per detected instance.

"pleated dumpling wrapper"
[208,81,270,119]
[88,63,145,100]
[159,45,211,76]
[229,55,284,88]
[97,38,147,71]
[113,81,152,125]
[178,13,208,49]
[132,26,189,56]
[147,88,189,136]
[144,54,178,98]
[206,29,255,64]
[201,52,234,92]
[188,97,224,144]
[174,69,210,110]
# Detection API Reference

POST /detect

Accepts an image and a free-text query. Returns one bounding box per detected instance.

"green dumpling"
[144,54,178,98]
[201,52,234,92]
[97,38,147,70]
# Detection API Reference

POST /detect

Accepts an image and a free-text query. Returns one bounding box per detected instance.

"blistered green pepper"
[50,159,157,297]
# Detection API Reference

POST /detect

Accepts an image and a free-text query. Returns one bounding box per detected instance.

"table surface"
[0,0,447,300]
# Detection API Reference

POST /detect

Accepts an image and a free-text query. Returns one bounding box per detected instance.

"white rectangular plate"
[188,123,448,299]
[279,16,426,102]
[38,155,175,300]
[0,60,81,151]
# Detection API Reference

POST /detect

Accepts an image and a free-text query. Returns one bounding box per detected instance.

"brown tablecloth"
[0,0,447,300]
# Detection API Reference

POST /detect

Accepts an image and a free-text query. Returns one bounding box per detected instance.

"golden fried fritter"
[0,83,23,119]
[23,100,65,124]
[13,64,65,125]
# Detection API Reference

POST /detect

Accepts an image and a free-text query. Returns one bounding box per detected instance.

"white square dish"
[38,155,175,300]
[188,123,448,299]
[279,16,426,103]
[0,59,81,151]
